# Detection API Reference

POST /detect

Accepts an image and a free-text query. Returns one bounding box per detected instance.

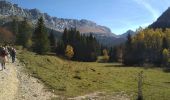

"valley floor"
[0,50,169,100]
[17,50,170,100]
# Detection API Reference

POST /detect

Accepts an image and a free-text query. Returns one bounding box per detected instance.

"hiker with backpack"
[0,47,8,70]
[4,46,10,63]
[11,47,16,63]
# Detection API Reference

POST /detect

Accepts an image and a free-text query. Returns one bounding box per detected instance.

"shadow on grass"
[104,63,158,69]
[104,63,144,68]
[164,81,170,84]
[44,53,67,60]
[104,64,127,67]
[163,68,170,73]
[44,53,56,56]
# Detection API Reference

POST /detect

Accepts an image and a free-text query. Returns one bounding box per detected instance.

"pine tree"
[12,18,18,35]
[109,46,123,62]
[56,40,65,55]
[49,30,56,52]
[123,33,134,65]
[16,18,32,48]
[109,47,116,62]
[33,17,50,54]
[62,28,68,45]
[133,32,145,66]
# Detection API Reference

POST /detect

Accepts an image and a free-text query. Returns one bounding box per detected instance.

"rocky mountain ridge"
[0,1,136,46]
[0,1,114,37]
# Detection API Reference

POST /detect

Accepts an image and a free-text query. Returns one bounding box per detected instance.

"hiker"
[5,46,10,63]
[11,47,16,63]
[0,47,8,70]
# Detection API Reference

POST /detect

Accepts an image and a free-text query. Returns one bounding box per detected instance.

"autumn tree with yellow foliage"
[65,45,74,60]
[103,49,110,62]
[162,49,169,67]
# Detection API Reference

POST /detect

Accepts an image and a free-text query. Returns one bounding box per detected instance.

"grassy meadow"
[17,50,170,100]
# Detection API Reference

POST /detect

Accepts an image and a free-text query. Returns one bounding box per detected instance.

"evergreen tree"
[62,28,68,45]
[109,46,123,62]
[133,32,145,66]
[109,47,117,62]
[16,18,32,48]
[12,18,18,35]
[49,30,56,52]
[56,40,65,55]
[123,33,134,65]
[33,17,50,54]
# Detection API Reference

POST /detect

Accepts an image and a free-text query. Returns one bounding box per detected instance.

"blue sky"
[8,0,170,35]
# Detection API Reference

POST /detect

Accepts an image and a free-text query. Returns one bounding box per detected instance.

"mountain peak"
[126,30,134,33]
[119,30,135,38]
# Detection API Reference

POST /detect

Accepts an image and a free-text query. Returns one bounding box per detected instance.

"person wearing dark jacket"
[11,48,16,63]
[0,47,8,70]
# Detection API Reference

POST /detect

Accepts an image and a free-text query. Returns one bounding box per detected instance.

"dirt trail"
[0,59,56,100]
[0,62,18,100]
[15,59,57,100]
[68,92,130,100]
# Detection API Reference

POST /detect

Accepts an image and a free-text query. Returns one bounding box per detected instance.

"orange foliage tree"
[0,27,14,44]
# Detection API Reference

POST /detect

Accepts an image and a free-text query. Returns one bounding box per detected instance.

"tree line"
[5,17,51,54]
[0,16,116,63]
[9,17,103,62]
[122,28,170,67]
[56,28,101,62]
[2,16,169,65]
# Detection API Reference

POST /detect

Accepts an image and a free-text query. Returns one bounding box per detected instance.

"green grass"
[17,50,170,100]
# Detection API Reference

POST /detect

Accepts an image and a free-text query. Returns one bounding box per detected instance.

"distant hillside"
[94,34,125,47]
[149,7,170,29]
[118,30,135,39]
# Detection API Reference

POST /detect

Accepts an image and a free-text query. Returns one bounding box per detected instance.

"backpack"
[11,49,16,56]
[0,49,7,57]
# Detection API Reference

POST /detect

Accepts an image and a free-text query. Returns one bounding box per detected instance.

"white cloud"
[133,0,159,20]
